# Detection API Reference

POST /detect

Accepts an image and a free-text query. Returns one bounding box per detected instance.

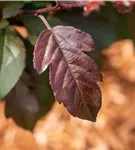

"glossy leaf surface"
[0,27,25,99]
[34,26,102,121]
[2,2,24,18]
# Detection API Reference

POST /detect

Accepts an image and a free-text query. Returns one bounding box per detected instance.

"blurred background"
[0,1,135,150]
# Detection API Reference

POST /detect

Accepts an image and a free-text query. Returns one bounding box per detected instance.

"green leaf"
[0,20,9,29]
[0,27,25,99]
[3,2,24,18]
[0,30,4,71]
[5,79,40,131]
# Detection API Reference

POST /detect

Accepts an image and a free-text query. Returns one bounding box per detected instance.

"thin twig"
[20,2,88,15]
[37,14,52,30]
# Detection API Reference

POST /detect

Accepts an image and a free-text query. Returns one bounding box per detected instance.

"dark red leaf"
[34,26,102,121]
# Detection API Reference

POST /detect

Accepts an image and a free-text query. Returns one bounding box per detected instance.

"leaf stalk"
[37,15,52,30]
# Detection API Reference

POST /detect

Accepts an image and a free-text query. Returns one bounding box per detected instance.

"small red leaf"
[34,26,102,121]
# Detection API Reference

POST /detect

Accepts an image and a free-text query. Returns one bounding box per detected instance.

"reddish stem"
[56,0,61,7]
[20,2,88,15]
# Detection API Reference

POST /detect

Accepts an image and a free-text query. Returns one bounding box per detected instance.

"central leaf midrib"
[52,32,92,117]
